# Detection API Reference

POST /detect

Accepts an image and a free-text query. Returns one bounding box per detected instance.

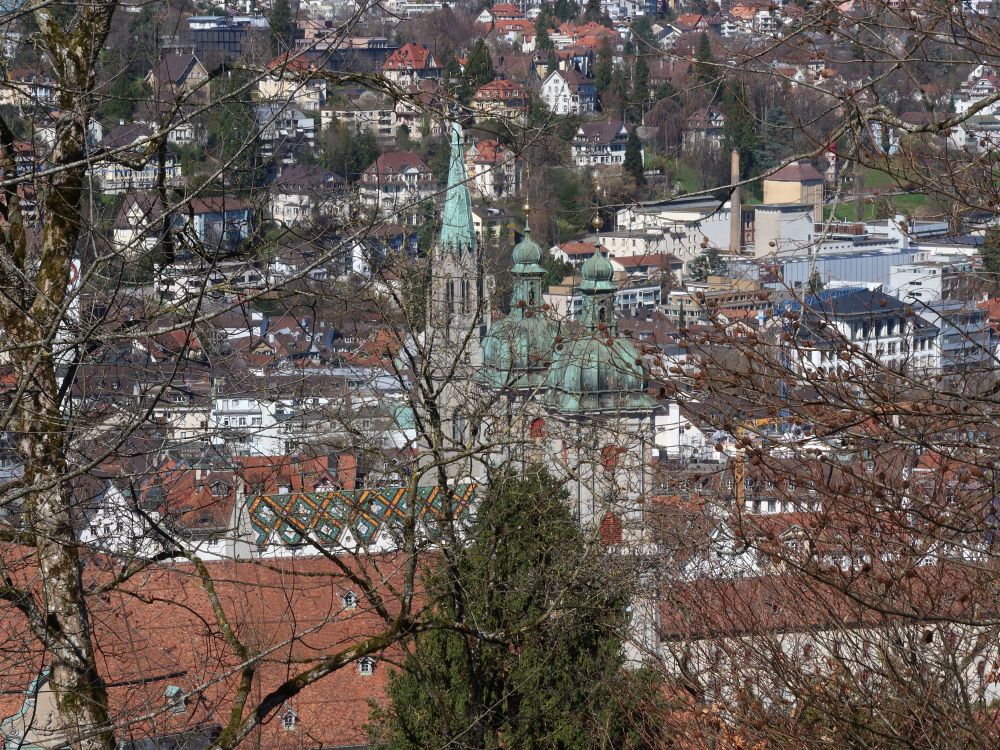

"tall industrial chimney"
[729,148,741,253]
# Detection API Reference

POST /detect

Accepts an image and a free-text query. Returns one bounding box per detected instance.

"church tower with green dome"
[420,121,493,484]
[544,220,657,414]
[539,213,659,540]
[427,122,491,366]
[479,207,558,391]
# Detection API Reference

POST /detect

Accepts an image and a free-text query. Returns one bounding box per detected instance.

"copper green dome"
[542,243,656,413]
[479,217,557,390]
[544,335,654,412]
[580,244,614,289]
[511,222,544,274]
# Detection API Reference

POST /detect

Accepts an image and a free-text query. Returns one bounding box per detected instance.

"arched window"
[599,513,623,545]
[529,417,545,439]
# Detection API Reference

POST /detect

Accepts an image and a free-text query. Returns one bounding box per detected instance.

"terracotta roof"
[474,78,527,99]
[267,51,314,73]
[0,555,413,748]
[490,2,524,17]
[384,42,437,71]
[363,152,432,177]
[467,139,509,164]
[673,13,704,30]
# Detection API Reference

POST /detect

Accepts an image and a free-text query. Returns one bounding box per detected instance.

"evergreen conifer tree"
[595,41,613,93]
[624,129,645,186]
[694,31,716,87]
[368,467,659,750]
[269,0,295,55]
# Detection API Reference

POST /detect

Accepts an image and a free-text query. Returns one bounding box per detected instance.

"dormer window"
[281,708,298,731]
[343,591,359,609]
[358,657,375,676]
[210,481,229,496]
[164,685,186,714]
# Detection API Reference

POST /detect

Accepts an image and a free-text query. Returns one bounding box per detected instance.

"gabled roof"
[547,67,595,92]
[267,51,314,74]
[575,119,627,143]
[274,165,345,191]
[490,2,524,18]
[363,152,432,177]
[384,42,438,71]
[100,123,154,151]
[151,54,203,86]
[466,139,510,164]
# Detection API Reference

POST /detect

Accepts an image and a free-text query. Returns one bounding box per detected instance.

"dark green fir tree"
[624,129,645,186]
[368,466,660,750]
[269,0,295,55]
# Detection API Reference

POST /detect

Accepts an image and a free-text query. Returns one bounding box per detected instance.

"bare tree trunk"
[0,4,117,750]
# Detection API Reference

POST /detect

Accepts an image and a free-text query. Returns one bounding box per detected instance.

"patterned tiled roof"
[248,484,477,547]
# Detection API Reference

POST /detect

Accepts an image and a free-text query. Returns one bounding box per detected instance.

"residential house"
[0,68,55,107]
[91,123,182,194]
[393,79,446,141]
[683,106,725,149]
[323,105,398,141]
[571,119,632,168]
[146,53,209,104]
[270,165,346,226]
[358,151,436,226]
[254,102,316,165]
[476,2,524,23]
[464,139,522,200]
[188,196,253,253]
[382,42,441,87]
[472,78,530,124]
[540,68,597,115]
[472,206,516,242]
[256,52,328,112]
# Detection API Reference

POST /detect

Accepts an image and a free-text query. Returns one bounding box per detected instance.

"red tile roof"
[384,42,437,71]
[0,555,415,747]
[363,152,432,178]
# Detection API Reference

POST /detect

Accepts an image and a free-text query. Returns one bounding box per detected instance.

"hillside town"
[1,1,1000,749]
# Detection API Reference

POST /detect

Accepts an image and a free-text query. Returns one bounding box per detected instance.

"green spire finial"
[439,122,476,253]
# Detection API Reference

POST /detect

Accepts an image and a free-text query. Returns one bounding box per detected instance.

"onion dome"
[543,235,656,413]
[479,215,557,390]
[580,244,614,288]
[511,222,544,273]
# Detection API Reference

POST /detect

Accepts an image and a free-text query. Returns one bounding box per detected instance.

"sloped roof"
[101,123,154,151]
[364,151,432,177]
[576,119,627,143]
[152,54,202,86]
[0,554,415,748]
[384,42,437,71]
[767,161,824,183]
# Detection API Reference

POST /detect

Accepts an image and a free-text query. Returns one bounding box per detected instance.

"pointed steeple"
[439,122,476,253]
